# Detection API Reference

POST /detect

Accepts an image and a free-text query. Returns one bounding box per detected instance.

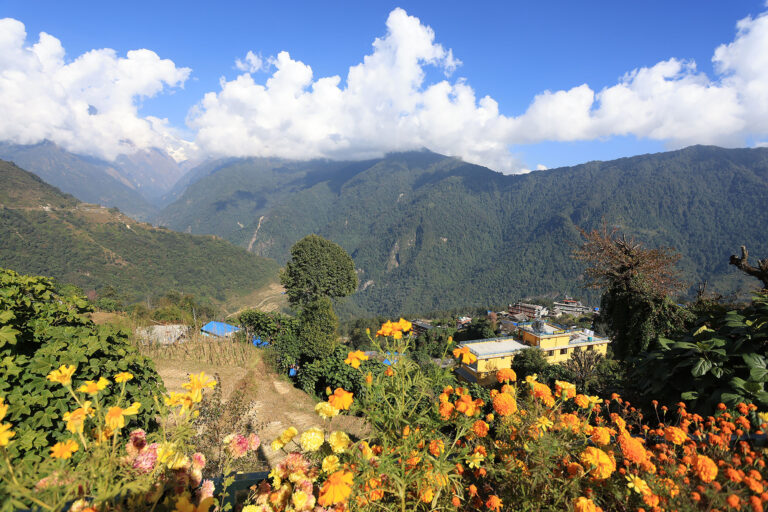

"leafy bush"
[0,268,165,463]
[638,292,768,412]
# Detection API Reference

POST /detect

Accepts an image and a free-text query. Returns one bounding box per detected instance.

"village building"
[454,336,527,385]
[517,320,609,363]
[508,302,548,319]
[552,297,592,316]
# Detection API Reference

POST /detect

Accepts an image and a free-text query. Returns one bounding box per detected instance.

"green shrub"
[0,268,166,463]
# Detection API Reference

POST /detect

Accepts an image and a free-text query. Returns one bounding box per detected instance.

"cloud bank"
[189,7,768,171]
[2,7,768,171]
[0,18,190,161]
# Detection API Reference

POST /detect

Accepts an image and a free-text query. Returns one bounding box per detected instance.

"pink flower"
[248,433,261,451]
[226,434,249,459]
[133,442,158,473]
[198,479,215,500]
[192,452,206,470]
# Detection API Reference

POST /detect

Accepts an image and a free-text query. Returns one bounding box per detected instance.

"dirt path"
[155,357,362,468]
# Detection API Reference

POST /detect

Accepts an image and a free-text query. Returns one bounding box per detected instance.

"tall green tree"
[280,234,358,309]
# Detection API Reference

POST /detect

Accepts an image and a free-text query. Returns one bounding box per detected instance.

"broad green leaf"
[691,358,712,377]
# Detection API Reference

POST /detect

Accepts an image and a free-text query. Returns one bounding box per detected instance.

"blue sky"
[2,1,767,171]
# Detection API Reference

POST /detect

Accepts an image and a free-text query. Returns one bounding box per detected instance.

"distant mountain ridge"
[0,141,187,219]
[0,159,280,308]
[156,146,768,317]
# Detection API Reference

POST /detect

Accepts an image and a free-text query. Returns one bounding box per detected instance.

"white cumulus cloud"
[0,18,191,160]
[235,51,265,74]
[190,7,768,172]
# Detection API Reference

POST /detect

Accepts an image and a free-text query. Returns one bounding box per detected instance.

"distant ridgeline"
[156,146,768,317]
[0,160,280,306]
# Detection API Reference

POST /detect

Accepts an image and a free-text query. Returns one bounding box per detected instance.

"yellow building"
[517,321,609,363]
[455,337,527,385]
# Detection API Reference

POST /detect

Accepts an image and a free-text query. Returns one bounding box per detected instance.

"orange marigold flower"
[486,495,502,512]
[468,484,478,496]
[694,455,718,483]
[452,346,477,364]
[452,496,461,507]
[428,439,444,457]
[318,470,353,506]
[344,350,369,369]
[555,380,576,400]
[574,394,590,408]
[618,431,648,465]
[664,426,687,445]
[439,401,455,420]
[580,447,616,480]
[376,321,396,337]
[573,496,598,512]
[397,318,412,332]
[473,420,489,437]
[492,393,518,417]
[496,368,516,383]
[328,388,353,410]
[591,426,612,446]
[567,462,585,477]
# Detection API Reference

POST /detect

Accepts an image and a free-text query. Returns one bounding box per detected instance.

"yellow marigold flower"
[315,401,339,419]
[587,395,603,407]
[328,388,353,410]
[50,439,79,459]
[579,447,615,480]
[573,496,598,512]
[329,431,350,453]
[452,346,477,364]
[292,490,312,510]
[0,397,7,422]
[278,426,298,445]
[664,426,687,445]
[46,364,76,387]
[492,392,518,417]
[270,439,285,452]
[693,455,718,482]
[758,411,768,424]
[344,350,369,369]
[555,380,576,400]
[114,372,133,383]
[174,496,215,512]
[397,318,412,332]
[466,451,484,469]
[0,423,15,447]
[300,427,324,452]
[322,455,340,473]
[626,474,651,495]
[77,377,110,395]
[420,487,434,503]
[318,470,353,506]
[63,402,94,434]
[158,443,188,469]
[104,402,141,430]
[535,416,554,431]
[358,440,374,460]
[496,368,516,383]
[182,372,216,402]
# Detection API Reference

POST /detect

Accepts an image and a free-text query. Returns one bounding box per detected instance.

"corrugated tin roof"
[201,321,240,337]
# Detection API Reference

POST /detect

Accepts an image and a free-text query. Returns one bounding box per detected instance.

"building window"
[587,345,594,351]
[560,349,568,355]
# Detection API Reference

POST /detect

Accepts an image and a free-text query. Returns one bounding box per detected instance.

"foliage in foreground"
[0,268,165,464]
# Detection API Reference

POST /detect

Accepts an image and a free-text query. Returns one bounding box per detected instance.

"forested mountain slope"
[0,160,280,305]
[156,146,768,317]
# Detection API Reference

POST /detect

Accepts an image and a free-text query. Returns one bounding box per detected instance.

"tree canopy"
[280,234,358,309]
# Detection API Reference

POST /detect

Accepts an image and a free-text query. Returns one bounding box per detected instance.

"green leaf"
[750,367,768,382]
[691,358,712,377]
[743,353,766,369]
[680,391,699,400]
[0,325,20,346]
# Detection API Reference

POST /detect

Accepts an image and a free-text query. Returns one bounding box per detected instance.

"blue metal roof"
[201,321,240,337]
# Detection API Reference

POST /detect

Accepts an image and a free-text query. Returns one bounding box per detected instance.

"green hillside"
[0,141,158,220]
[0,160,280,305]
[157,146,768,317]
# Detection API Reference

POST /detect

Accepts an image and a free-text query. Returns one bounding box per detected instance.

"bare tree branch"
[729,245,768,289]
